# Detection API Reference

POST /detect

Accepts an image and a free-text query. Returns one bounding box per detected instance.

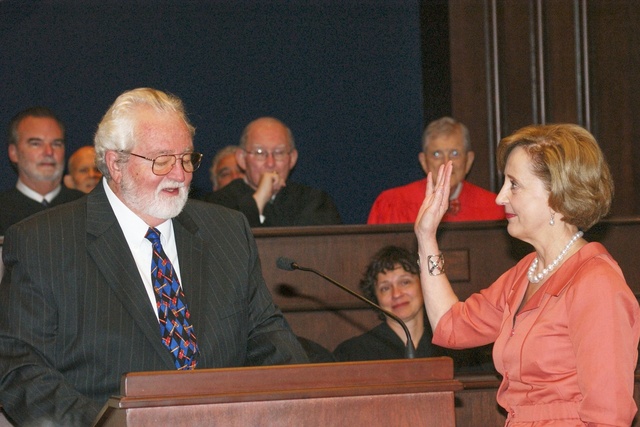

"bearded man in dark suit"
[0,106,84,235]
[0,88,307,426]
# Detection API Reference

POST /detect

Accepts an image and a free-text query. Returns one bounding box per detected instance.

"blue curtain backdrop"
[0,0,425,224]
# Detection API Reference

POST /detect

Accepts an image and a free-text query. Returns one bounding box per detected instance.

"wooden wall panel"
[587,1,640,216]
[543,1,580,123]
[496,0,536,132]
[445,0,640,215]
[447,0,496,192]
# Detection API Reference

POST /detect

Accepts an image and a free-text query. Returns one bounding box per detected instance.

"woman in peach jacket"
[415,123,640,426]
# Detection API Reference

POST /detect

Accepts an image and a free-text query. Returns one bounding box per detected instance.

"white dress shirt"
[16,179,61,204]
[102,178,183,320]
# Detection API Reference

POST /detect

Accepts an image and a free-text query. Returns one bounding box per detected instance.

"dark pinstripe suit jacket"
[0,183,307,426]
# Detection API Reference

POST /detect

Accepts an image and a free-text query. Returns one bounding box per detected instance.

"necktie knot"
[145,227,161,246]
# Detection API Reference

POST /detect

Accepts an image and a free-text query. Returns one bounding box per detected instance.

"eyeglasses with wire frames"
[242,147,292,162]
[122,151,203,176]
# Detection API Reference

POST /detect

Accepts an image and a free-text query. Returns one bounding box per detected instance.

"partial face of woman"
[374,266,424,324]
[496,146,552,244]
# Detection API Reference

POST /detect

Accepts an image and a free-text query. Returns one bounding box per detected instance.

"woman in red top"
[415,124,640,426]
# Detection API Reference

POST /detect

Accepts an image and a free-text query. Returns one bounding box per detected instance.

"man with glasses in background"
[205,116,342,227]
[0,89,307,426]
[367,116,505,224]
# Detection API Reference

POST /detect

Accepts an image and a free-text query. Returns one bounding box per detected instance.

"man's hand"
[252,171,286,214]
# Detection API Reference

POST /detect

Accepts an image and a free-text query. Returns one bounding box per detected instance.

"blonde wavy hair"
[497,123,613,231]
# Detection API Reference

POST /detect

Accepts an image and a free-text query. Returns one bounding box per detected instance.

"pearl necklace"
[527,231,584,284]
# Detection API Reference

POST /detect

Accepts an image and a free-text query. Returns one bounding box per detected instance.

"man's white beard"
[22,156,64,184]
[120,173,189,220]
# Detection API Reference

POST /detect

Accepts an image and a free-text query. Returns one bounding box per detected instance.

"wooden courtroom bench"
[254,217,640,352]
[2,217,637,352]
[452,373,640,426]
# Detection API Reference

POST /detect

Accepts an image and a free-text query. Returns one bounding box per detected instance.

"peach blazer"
[434,242,640,426]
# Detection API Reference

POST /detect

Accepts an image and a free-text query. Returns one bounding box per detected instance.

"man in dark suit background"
[203,117,342,227]
[0,106,84,235]
[0,88,307,426]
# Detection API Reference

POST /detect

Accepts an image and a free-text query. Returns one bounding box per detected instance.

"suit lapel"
[173,207,205,336]
[85,184,175,369]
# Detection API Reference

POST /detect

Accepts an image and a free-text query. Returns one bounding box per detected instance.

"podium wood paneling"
[94,358,461,427]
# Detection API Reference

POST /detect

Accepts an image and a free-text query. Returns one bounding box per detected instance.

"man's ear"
[8,144,17,164]
[236,148,247,170]
[63,175,75,189]
[464,151,475,175]
[105,151,123,183]
[418,152,428,175]
[288,149,299,170]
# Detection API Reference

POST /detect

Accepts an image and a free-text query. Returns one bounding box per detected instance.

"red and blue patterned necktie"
[145,227,198,370]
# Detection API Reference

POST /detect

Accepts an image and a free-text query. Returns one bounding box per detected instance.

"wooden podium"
[94,358,461,426]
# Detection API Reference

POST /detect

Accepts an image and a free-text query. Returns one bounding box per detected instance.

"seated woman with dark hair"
[333,245,493,373]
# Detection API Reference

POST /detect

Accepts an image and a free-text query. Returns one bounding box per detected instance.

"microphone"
[276,257,416,359]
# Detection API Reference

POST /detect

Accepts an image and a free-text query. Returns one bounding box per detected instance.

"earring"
[549,212,555,226]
